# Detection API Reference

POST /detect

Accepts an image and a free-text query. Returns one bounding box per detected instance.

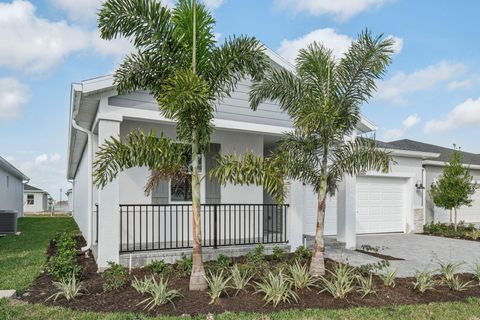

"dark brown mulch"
[355,249,405,261]
[21,237,480,317]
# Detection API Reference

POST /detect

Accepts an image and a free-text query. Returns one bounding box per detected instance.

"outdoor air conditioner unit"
[0,210,18,234]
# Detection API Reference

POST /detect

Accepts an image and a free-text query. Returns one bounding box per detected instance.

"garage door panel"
[356,176,406,234]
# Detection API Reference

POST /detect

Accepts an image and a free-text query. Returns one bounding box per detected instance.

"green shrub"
[102,261,129,292]
[288,260,316,290]
[413,271,437,293]
[294,245,312,262]
[380,269,397,288]
[356,273,376,298]
[204,270,231,304]
[245,244,268,274]
[47,272,84,301]
[214,254,231,271]
[137,276,182,310]
[230,264,253,294]
[272,245,286,261]
[147,260,172,275]
[473,262,480,283]
[47,233,82,280]
[438,261,463,283]
[255,271,298,307]
[319,263,356,299]
[176,254,193,276]
[132,276,154,294]
[448,275,473,291]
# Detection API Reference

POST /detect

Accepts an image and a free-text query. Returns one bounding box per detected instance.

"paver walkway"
[319,234,480,277]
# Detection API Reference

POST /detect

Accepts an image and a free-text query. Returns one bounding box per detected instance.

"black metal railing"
[119,204,288,253]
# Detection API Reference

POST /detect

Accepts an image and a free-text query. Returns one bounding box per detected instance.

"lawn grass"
[0,217,78,293]
[2,297,480,320]
[2,217,480,319]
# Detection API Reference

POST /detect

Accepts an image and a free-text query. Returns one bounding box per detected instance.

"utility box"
[0,210,18,234]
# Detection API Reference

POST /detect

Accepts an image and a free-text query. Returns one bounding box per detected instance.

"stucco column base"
[189,265,208,291]
[309,251,326,277]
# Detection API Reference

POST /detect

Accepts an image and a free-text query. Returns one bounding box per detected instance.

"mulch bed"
[355,249,405,261]
[20,236,480,317]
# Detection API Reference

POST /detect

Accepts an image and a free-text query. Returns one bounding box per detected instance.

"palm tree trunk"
[189,137,208,291]
[309,190,327,276]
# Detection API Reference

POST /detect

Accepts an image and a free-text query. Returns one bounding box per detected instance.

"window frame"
[168,154,204,204]
[27,194,34,205]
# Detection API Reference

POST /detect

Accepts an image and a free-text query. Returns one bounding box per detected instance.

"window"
[169,154,202,203]
[170,176,192,202]
[27,194,34,205]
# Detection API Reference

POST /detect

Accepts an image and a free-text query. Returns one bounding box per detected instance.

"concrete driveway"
[357,234,480,277]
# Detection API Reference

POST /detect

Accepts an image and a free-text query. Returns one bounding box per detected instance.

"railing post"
[213,204,218,249]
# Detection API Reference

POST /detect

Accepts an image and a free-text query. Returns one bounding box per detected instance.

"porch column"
[97,119,121,269]
[286,180,304,251]
[337,175,356,249]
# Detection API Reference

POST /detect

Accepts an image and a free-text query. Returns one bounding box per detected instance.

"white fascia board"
[380,148,440,159]
[264,46,296,73]
[423,160,480,170]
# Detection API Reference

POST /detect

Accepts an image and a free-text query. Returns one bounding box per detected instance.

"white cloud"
[277,28,403,64]
[0,78,30,120]
[275,0,389,21]
[375,61,467,105]
[383,114,420,141]
[204,0,224,10]
[0,0,90,72]
[448,79,472,91]
[50,0,103,23]
[424,98,480,134]
[90,30,135,57]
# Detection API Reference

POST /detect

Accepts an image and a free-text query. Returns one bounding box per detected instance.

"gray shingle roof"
[376,139,480,165]
[24,184,46,192]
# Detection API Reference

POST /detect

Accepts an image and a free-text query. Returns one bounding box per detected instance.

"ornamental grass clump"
[230,264,253,294]
[288,260,317,290]
[132,276,155,294]
[356,273,376,298]
[438,261,463,284]
[412,270,437,293]
[448,275,473,291]
[205,270,231,304]
[137,276,182,310]
[255,271,298,307]
[380,269,397,288]
[319,263,356,299]
[47,272,84,302]
[473,262,480,284]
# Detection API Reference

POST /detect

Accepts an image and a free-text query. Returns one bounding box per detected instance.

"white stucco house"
[23,184,50,213]
[66,188,73,212]
[0,156,29,216]
[67,50,480,268]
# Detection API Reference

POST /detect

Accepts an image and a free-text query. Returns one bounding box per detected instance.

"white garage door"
[303,185,337,236]
[356,176,406,234]
[434,189,480,223]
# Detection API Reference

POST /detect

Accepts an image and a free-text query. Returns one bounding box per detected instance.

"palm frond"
[209,152,286,203]
[328,138,393,192]
[206,36,269,101]
[98,0,175,48]
[93,130,190,190]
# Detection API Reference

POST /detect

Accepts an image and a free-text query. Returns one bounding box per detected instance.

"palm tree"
[211,31,395,276]
[94,0,268,290]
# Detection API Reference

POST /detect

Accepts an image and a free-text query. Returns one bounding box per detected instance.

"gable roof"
[0,156,29,181]
[377,139,480,166]
[24,184,48,194]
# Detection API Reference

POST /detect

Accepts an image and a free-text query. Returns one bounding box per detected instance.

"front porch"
[92,203,289,267]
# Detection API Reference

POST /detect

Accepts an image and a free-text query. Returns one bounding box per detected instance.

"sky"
[0,0,479,199]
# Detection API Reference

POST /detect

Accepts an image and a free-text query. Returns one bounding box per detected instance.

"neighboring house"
[66,188,73,212]
[0,156,29,216]
[66,49,478,268]
[24,184,50,213]
[376,140,480,224]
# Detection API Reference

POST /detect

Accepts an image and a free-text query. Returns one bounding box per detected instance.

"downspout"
[422,167,426,225]
[72,119,94,252]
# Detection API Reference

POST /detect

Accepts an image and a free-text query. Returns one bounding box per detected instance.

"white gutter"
[71,119,94,252]
[381,148,440,160]
[423,160,480,170]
